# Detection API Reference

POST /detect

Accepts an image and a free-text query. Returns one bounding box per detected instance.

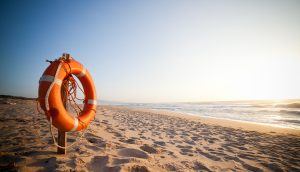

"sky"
[0,0,300,103]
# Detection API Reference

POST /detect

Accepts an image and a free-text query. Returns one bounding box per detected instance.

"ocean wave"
[279,110,300,115]
[252,105,271,108]
[278,119,300,124]
[275,103,300,108]
[253,102,300,109]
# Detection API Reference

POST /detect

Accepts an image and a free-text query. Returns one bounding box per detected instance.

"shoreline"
[106,105,300,135]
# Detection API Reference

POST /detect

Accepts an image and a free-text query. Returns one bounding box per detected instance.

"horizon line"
[1,94,300,104]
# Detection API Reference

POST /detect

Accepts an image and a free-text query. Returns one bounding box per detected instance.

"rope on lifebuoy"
[34,100,91,149]
[49,116,89,149]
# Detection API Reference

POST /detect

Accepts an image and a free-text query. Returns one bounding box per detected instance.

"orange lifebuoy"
[38,57,97,132]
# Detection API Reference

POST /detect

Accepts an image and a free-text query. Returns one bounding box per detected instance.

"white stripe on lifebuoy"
[88,99,97,105]
[75,67,86,78]
[70,117,79,132]
[45,63,63,111]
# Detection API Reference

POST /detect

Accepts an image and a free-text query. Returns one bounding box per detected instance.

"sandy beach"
[0,97,300,172]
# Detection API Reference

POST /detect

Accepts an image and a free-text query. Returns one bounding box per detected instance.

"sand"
[0,97,300,172]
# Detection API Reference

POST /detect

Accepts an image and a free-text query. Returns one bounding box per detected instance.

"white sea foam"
[101,100,300,129]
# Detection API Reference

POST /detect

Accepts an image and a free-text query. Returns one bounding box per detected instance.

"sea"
[100,100,300,129]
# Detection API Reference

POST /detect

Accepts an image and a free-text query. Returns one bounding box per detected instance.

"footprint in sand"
[163,163,184,171]
[181,160,212,172]
[85,133,106,148]
[153,141,166,147]
[140,144,160,154]
[88,156,121,172]
[123,164,150,172]
[117,148,149,159]
[195,149,221,161]
[223,155,264,172]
